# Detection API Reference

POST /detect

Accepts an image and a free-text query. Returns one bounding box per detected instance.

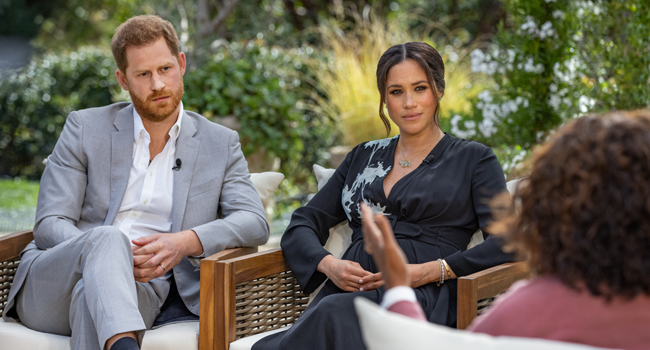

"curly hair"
[491,110,650,299]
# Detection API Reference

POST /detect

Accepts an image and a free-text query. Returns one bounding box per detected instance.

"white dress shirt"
[112,103,184,242]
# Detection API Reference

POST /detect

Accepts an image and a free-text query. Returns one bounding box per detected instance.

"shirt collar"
[132,101,184,142]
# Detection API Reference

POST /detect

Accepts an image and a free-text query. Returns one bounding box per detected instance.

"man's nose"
[150,73,165,91]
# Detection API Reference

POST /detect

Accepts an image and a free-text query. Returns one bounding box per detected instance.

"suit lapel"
[171,112,200,233]
[104,106,134,225]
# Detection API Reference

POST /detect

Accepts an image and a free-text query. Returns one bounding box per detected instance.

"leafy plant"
[0,48,120,178]
[449,0,650,176]
[183,40,339,191]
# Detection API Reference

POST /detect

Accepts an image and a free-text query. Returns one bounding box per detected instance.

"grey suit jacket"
[4,102,269,318]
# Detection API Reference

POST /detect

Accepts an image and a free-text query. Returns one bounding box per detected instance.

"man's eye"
[162,67,169,71]
[140,73,147,77]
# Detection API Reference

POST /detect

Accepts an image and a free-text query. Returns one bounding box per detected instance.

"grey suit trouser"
[14,226,170,350]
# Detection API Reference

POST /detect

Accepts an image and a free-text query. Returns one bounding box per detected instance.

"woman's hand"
[317,255,374,292]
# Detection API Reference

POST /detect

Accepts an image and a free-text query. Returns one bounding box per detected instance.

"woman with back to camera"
[362,111,650,350]
[253,42,512,350]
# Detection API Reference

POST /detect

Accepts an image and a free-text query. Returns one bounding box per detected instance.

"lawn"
[0,179,39,209]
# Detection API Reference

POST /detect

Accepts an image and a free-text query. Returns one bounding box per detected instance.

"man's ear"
[178,52,186,76]
[115,69,129,91]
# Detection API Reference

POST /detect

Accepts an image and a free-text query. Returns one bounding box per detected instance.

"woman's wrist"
[409,261,439,288]
[409,260,457,288]
[317,254,336,276]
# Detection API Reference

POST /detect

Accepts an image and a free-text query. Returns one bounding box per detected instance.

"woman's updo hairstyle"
[376,42,446,135]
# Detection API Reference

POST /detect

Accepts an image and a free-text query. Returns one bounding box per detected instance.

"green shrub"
[183,41,339,190]
[0,48,120,178]
[447,0,650,175]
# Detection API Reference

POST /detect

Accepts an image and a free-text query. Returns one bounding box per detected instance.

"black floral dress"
[253,133,513,350]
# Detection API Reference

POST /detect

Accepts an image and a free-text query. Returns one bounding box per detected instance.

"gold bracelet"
[442,259,451,279]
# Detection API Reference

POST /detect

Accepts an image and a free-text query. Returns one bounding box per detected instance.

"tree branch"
[207,0,242,37]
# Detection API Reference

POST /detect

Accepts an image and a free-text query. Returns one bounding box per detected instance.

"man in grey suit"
[1,15,269,350]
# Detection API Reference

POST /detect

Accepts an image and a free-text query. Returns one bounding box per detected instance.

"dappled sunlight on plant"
[308,11,491,146]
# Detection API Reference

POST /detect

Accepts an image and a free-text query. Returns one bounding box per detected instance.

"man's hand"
[131,230,203,283]
[361,203,410,290]
[317,255,374,292]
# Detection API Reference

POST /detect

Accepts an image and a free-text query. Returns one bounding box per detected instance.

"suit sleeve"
[33,111,87,249]
[443,147,513,276]
[280,146,355,294]
[189,130,269,263]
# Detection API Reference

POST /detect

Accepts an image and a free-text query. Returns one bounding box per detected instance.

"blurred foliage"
[180,40,340,192]
[0,48,120,178]
[311,10,490,146]
[0,0,64,38]
[446,0,650,176]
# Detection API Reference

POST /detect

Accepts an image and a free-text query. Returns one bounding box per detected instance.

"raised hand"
[360,203,410,290]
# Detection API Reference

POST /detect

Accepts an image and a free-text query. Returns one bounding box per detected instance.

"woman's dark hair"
[376,42,445,136]
[491,110,650,300]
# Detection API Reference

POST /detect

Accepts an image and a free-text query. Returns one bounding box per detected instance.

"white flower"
[539,22,556,40]
[552,10,565,20]
[548,95,562,109]
[520,16,538,36]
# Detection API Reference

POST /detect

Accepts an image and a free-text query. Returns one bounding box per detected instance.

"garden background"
[1,0,648,235]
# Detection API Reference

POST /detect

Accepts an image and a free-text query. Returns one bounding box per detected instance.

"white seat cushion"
[229,326,291,350]
[0,319,69,350]
[141,322,199,350]
[353,297,618,350]
[0,319,200,350]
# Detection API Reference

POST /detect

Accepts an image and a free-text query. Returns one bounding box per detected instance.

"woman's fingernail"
[360,287,364,291]
[359,279,363,283]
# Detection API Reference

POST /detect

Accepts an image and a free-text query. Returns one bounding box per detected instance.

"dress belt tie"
[350,217,471,251]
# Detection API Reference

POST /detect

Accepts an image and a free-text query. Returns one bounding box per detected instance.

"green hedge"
[0,48,119,178]
[183,41,338,189]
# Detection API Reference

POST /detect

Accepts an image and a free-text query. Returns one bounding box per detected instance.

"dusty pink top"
[468,275,650,350]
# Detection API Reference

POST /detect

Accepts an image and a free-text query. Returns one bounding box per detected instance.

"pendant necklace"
[398,140,435,167]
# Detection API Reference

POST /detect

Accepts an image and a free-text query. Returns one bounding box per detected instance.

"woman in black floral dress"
[253,42,512,350]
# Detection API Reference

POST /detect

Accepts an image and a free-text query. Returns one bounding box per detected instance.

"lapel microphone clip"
[172,158,182,171]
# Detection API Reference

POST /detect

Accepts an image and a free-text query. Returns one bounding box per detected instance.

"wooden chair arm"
[0,230,34,262]
[456,261,531,329]
[200,248,307,350]
[199,246,275,350]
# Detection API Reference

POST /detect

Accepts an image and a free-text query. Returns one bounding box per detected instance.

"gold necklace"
[398,140,435,167]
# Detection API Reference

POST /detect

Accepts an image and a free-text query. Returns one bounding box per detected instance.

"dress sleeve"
[443,147,513,277]
[280,147,357,294]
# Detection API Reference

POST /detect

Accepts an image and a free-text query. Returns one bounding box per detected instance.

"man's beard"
[130,81,184,123]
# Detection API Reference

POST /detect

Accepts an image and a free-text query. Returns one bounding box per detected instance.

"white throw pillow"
[312,164,352,259]
[250,172,285,209]
[354,297,618,350]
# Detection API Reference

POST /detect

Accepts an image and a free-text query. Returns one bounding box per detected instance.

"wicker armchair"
[202,247,531,350]
[0,229,257,350]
